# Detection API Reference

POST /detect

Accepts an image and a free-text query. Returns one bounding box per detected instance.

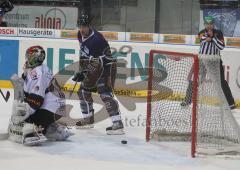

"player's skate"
[22,123,47,146]
[180,99,192,107]
[76,115,94,129]
[45,123,74,141]
[106,120,125,135]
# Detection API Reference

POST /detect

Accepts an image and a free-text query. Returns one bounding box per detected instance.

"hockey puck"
[121,140,127,144]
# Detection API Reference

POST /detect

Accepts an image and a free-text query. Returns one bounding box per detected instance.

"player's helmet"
[25,46,45,68]
[204,16,214,24]
[79,13,90,26]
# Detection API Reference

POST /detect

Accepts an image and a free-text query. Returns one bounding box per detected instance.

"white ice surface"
[1,89,240,170]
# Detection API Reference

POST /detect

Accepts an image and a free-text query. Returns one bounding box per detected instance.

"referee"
[181,16,236,109]
[198,16,225,55]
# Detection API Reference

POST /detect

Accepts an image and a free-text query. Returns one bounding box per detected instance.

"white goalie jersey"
[23,64,65,116]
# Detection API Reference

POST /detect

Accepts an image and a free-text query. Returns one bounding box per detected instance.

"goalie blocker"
[8,46,73,146]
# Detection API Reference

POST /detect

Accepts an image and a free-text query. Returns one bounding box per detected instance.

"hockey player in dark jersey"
[72,13,124,135]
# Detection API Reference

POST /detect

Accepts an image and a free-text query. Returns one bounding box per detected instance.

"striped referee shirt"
[198,29,225,55]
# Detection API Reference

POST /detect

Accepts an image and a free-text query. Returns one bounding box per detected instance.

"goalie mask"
[25,46,45,68]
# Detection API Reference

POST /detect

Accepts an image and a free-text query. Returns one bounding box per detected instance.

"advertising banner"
[130,33,154,42]
[201,9,240,37]
[61,30,78,39]
[0,37,239,106]
[226,37,240,47]
[18,38,80,76]
[0,39,19,80]
[0,27,17,36]
[17,27,56,38]
[163,34,186,44]
[101,31,118,41]
[4,6,78,30]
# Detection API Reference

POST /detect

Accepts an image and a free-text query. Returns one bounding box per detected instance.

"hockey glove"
[72,71,86,82]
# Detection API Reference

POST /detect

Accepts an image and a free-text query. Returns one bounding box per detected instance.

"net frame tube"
[146,50,199,158]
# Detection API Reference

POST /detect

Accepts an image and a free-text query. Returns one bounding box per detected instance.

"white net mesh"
[147,52,240,156]
[197,55,240,152]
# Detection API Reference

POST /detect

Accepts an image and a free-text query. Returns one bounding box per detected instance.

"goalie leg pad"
[8,122,47,146]
[11,100,30,124]
[8,121,24,144]
[22,123,47,146]
[10,74,24,102]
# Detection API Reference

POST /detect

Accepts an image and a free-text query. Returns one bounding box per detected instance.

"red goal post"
[146,50,199,157]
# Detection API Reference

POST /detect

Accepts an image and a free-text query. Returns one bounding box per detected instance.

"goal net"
[146,50,240,157]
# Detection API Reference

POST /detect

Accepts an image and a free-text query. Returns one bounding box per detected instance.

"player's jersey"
[23,64,65,116]
[198,29,225,55]
[77,29,110,60]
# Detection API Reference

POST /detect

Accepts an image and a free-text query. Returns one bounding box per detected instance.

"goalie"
[72,13,124,135]
[8,46,73,146]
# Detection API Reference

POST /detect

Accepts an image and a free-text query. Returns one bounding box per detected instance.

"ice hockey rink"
[1,89,240,170]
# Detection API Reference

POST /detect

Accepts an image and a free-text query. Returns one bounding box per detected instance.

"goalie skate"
[106,120,125,135]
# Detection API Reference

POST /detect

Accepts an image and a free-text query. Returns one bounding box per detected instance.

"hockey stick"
[69,81,78,98]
